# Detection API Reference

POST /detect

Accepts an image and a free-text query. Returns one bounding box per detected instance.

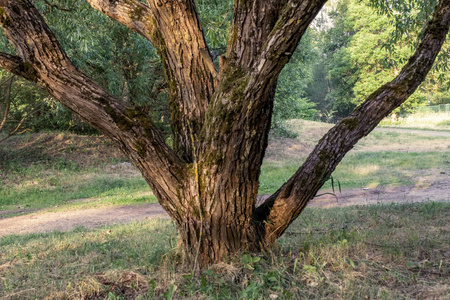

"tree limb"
[85,0,161,48]
[256,0,450,242]
[0,53,38,82]
[247,0,327,87]
[86,0,217,162]
[0,0,187,217]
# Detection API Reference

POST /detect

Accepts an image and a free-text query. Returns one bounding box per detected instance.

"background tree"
[0,0,449,267]
[273,30,318,135]
[303,0,450,122]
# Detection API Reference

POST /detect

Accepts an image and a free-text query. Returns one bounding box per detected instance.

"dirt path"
[1,177,448,237]
[0,204,169,237]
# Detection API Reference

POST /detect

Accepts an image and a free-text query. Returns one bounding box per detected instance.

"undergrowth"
[1,202,449,299]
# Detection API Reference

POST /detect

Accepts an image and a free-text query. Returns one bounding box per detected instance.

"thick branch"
[227,0,327,72]
[86,0,161,49]
[251,0,327,84]
[0,0,187,217]
[0,53,38,82]
[198,0,328,214]
[256,0,450,242]
[86,0,217,162]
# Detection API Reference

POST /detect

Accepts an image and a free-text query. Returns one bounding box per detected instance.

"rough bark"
[0,0,449,266]
[86,0,217,162]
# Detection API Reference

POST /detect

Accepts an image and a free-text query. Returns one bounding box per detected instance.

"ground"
[0,120,448,237]
[1,121,449,299]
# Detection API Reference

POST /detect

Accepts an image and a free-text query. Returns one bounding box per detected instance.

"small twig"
[0,76,14,132]
[3,288,35,299]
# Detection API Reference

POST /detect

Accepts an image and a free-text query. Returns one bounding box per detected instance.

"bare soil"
[0,203,169,237]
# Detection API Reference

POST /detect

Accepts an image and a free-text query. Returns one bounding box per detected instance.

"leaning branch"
[0,53,38,82]
[256,0,450,241]
[86,0,217,162]
[85,0,162,49]
[251,0,327,82]
[0,0,187,216]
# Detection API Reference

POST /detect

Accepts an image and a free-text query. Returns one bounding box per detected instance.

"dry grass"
[1,202,449,299]
[379,111,450,130]
[266,119,449,166]
[0,132,126,168]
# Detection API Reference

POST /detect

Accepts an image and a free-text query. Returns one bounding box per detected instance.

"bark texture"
[1,0,449,266]
[86,0,217,162]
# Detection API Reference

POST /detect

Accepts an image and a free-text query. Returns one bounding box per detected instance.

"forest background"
[2,0,450,137]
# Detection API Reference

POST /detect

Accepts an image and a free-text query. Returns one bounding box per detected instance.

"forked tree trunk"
[0,0,449,266]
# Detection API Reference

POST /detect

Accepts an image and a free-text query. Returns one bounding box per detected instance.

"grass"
[0,173,154,211]
[0,123,449,298]
[260,120,449,194]
[259,151,450,194]
[379,111,450,130]
[1,201,449,299]
[356,130,450,149]
[0,132,157,213]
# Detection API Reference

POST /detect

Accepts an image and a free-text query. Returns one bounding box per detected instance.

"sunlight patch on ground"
[354,165,380,176]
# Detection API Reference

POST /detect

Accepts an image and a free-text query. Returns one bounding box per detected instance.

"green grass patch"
[259,151,449,194]
[0,173,155,212]
[1,202,449,299]
[0,133,155,212]
[437,119,450,127]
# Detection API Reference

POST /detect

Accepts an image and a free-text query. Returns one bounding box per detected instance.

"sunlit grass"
[379,111,450,130]
[259,151,449,194]
[0,173,155,212]
[1,202,448,299]
[0,160,155,213]
[2,129,447,211]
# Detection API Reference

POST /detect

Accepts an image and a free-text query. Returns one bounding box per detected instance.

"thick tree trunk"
[1,0,449,266]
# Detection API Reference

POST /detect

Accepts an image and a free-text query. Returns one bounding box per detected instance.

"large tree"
[0,0,449,266]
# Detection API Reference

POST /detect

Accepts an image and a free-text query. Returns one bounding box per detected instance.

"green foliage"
[296,0,450,122]
[196,0,233,54]
[1,0,450,134]
[273,31,319,135]
[0,0,170,134]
